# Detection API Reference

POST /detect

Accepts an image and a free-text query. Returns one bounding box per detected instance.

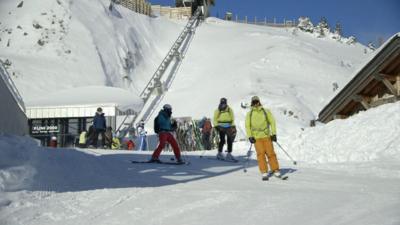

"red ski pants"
[152,132,181,159]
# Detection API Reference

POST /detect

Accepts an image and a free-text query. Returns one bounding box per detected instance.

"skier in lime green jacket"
[245,96,283,181]
[213,98,236,161]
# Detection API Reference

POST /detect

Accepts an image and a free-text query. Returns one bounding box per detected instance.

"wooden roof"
[318,33,400,123]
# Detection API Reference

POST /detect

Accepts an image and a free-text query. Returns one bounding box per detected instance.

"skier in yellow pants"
[245,96,283,181]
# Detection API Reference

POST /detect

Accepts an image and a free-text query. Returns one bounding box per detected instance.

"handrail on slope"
[0,60,26,113]
[116,8,202,135]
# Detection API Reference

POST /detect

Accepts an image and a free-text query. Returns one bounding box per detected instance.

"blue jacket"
[93,112,106,131]
[157,110,173,132]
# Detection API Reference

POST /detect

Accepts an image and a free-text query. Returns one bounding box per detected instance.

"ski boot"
[216,152,224,160]
[225,152,237,161]
[262,173,269,181]
[148,158,161,163]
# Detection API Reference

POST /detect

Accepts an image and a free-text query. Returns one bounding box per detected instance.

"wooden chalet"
[318,33,400,123]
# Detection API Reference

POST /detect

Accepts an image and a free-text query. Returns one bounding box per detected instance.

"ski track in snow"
[0,147,399,225]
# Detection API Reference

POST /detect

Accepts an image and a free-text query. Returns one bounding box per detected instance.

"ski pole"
[275,141,297,165]
[243,143,253,173]
[199,148,207,158]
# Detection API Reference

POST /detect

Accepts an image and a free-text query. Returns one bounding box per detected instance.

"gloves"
[171,120,177,131]
[248,137,256,144]
[271,135,277,142]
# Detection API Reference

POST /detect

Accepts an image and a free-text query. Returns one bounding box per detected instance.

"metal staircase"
[116,8,202,135]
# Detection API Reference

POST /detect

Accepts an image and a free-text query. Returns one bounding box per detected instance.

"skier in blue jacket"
[92,107,107,148]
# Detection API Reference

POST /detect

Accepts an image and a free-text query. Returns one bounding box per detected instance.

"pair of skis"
[131,160,190,165]
[130,157,240,165]
[263,174,289,181]
[206,157,239,163]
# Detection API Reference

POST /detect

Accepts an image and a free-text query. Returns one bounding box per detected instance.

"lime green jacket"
[245,106,276,139]
[213,107,235,127]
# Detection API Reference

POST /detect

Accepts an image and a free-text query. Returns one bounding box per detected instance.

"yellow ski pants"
[254,137,279,173]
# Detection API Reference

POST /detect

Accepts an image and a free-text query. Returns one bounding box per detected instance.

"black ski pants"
[217,127,234,153]
[202,132,211,150]
[93,129,106,148]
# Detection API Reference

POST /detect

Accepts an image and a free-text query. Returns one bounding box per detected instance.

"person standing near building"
[93,107,106,148]
[199,117,212,150]
[137,120,147,151]
[213,98,236,161]
[245,96,283,181]
[78,129,87,148]
[104,126,113,149]
[150,104,183,163]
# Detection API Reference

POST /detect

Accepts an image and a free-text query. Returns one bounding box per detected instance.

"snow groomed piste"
[0,0,399,224]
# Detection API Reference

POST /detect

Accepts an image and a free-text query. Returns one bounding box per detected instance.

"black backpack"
[154,115,160,134]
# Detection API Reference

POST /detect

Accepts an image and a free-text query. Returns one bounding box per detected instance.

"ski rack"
[116,8,202,135]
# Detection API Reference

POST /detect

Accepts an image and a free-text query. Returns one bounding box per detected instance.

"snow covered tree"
[335,22,342,36]
[346,36,357,45]
[297,17,314,33]
[319,17,329,29]
[314,24,325,38]
[314,17,331,38]
[332,22,342,41]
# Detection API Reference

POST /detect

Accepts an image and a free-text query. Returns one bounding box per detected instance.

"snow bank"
[290,102,400,163]
[0,135,39,207]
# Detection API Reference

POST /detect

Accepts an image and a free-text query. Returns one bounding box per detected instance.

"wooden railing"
[226,15,297,28]
[151,5,192,20]
[116,0,152,16]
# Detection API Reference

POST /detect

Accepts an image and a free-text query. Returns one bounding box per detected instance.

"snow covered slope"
[0,0,183,100]
[152,18,369,140]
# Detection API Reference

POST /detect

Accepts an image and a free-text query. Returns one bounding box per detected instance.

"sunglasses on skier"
[251,100,260,106]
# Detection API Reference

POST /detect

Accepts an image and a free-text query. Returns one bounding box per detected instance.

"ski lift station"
[24,86,143,147]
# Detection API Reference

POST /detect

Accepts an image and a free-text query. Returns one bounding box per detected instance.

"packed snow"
[0,0,399,224]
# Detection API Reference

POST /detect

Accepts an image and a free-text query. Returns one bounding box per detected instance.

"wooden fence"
[117,0,152,16]
[227,15,297,28]
[151,5,192,20]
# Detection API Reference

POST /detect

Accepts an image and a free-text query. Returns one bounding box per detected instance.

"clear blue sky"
[149,0,400,45]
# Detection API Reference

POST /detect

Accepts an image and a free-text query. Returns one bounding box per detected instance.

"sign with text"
[31,125,60,134]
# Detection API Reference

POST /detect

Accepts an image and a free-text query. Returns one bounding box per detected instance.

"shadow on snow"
[28,147,297,192]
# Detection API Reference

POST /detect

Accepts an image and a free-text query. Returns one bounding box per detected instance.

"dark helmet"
[163,104,172,111]
[219,98,228,111]
[220,97,227,104]
[97,107,103,112]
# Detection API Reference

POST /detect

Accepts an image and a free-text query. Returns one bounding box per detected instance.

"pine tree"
[335,22,342,36]
[331,21,342,41]
[314,17,331,38]
[320,17,329,29]
[297,17,314,33]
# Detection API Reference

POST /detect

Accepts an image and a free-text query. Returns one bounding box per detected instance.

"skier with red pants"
[150,104,183,164]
